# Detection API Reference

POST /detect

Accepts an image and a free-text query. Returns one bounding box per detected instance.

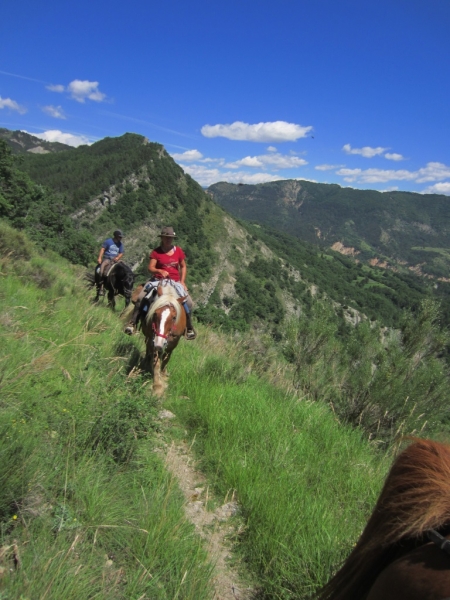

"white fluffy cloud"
[24,129,93,147]
[179,163,284,187]
[42,105,66,119]
[171,149,204,161]
[336,167,416,184]
[415,162,450,183]
[385,152,406,161]
[343,143,388,158]
[335,162,450,185]
[47,80,106,103]
[0,96,27,114]
[68,80,106,103]
[201,120,313,142]
[315,164,345,171]
[421,182,450,195]
[225,152,308,169]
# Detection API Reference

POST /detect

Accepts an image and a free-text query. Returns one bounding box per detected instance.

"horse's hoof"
[153,385,165,398]
[124,324,135,335]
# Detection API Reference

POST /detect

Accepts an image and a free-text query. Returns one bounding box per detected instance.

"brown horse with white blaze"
[140,284,186,397]
[316,438,450,600]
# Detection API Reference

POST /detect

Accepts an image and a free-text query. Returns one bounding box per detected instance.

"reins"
[427,529,450,556]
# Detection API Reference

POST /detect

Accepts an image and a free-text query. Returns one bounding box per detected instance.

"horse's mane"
[146,286,181,324]
[109,261,133,278]
[317,438,450,600]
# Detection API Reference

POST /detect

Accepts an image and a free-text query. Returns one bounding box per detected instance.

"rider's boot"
[124,301,141,335]
[185,308,196,340]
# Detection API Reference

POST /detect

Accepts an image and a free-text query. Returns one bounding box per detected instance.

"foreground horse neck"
[317,439,450,600]
[365,532,450,600]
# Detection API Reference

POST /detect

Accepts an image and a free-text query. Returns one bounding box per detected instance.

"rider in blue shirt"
[96,229,124,295]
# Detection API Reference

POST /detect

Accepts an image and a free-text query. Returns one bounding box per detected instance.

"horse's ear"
[157,286,163,297]
[177,296,187,304]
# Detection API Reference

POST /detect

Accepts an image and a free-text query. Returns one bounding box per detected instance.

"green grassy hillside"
[0,221,398,598]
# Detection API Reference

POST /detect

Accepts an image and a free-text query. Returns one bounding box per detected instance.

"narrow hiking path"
[157,410,256,600]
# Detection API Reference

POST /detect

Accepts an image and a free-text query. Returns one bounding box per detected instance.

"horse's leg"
[152,349,165,397]
[107,289,116,310]
[160,350,172,381]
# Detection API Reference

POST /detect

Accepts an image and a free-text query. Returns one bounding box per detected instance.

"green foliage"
[209,180,450,272]
[245,222,437,331]
[13,132,216,280]
[87,395,156,464]
[0,140,97,266]
[282,298,450,443]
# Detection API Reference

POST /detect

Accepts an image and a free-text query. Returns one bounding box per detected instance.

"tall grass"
[4,220,446,599]
[163,335,389,598]
[0,222,212,599]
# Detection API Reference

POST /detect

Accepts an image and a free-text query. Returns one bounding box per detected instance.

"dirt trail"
[159,411,255,600]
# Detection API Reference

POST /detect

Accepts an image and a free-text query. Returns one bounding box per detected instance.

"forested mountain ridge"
[208,180,450,280]
[0,128,73,155]
[3,129,450,339]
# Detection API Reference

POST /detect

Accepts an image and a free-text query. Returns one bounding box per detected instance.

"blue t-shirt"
[102,238,124,259]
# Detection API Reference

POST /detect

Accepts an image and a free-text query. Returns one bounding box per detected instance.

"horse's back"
[367,541,450,600]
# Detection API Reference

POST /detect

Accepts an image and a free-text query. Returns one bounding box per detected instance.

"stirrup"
[185,328,196,340]
[124,323,135,335]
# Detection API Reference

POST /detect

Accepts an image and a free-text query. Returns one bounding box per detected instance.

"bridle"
[428,529,450,556]
[152,306,177,342]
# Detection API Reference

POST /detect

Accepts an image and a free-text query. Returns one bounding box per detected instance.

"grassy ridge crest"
[0,221,392,598]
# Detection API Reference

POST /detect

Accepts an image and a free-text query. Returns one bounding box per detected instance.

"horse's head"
[151,304,179,352]
[147,287,183,352]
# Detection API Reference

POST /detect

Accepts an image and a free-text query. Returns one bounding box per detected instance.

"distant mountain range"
[207,180,450,280]
[3,127,449,336]
[0,128,73,154]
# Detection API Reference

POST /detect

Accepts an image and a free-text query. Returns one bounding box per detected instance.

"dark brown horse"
[317,438,450,600]
[140,284,186,397]
[87,261,135,311]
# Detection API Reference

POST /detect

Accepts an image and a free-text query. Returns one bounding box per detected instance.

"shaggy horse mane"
[146,286,181,324]
[317,438,450,600]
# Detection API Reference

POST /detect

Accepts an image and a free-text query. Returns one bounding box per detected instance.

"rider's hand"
[97,258,102,264]
[160,270,169,278]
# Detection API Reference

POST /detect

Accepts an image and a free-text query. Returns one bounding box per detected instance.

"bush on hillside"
[283,298,450,443]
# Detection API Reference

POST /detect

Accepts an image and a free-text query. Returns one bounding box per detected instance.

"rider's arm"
[98,247,105,263]
[149,257,169,278]
[179,258,187,289]
[114,252,123,262]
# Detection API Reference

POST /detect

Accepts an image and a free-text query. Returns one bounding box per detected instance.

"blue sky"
[1,0,450,194]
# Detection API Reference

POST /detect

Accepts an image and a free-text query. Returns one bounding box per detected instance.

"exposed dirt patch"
[160,422,255,600]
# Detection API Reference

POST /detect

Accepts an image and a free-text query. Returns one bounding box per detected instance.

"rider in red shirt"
[149,244,186,283]
[125,226,196,339]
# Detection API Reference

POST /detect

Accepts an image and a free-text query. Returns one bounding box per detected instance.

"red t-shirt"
[150,246,185,282]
